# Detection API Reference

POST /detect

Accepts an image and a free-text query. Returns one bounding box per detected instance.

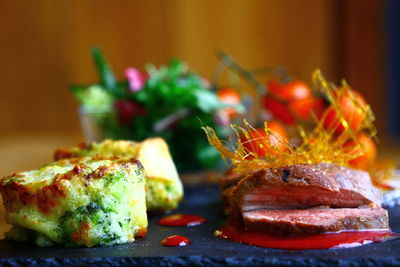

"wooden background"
[0,0,389,239]
[0,0,385,135]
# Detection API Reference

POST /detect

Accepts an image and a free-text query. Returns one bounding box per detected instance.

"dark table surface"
[1,185,400,267]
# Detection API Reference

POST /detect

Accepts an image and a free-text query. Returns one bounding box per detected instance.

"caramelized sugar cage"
[203,70,387,178]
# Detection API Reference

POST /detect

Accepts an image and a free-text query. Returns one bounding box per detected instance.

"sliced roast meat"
[229,163,381,214]
[220,170,252,215]
[243,207,389,236]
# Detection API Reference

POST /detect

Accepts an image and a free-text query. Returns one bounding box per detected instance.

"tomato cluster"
[263,80,326,125]
[259,79,376,170]
[214,73,376,171]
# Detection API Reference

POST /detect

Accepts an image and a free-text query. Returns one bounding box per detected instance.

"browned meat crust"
[228,163,381,215]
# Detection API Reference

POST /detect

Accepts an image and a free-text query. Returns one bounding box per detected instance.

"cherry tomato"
[217,87,241,118]
[269,80,312,102]
[263,96,295,124]
[289,97,326,120]
[264,80,320,124]
[344,133,377,170]
[322,89,368,134]
[241,121,288,157]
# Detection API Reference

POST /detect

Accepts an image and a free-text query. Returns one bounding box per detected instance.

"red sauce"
[216,221,400,250]
[161,235,191,247]
[158,214,206,227]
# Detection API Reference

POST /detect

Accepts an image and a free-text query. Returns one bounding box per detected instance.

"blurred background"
[0,0,399,170]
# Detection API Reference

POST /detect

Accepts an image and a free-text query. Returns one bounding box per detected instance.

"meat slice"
[220,170,254,215]
[229,163,381,214]
[243,207,389,236]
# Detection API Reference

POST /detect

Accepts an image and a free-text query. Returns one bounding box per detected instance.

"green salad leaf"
[70,49,244,171]
[70,84,113,113]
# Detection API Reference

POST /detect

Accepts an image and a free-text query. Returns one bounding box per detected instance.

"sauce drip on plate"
[161,235,191,247]
[215,221,400,250]
[158,214,206,227]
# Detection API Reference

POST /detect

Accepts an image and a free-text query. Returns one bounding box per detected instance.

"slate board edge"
[1,256,400,267]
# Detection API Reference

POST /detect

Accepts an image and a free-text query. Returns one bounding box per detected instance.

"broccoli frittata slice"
[0,157,147,247]
[54,138,183,212]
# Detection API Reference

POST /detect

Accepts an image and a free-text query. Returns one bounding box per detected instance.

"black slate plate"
[1,185,400,267]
